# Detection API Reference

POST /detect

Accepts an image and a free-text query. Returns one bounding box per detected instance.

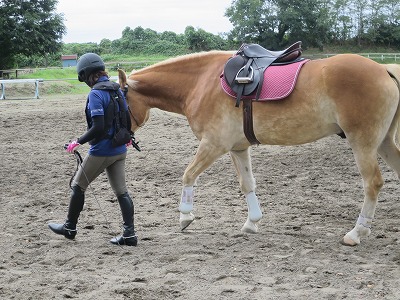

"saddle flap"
[224,55,246,85]
[223,55,260,96]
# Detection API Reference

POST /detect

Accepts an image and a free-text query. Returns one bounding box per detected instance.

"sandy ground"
[1,87,400,299]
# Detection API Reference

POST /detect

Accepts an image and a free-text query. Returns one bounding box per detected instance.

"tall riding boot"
[110,192,137,246]
[48,185,85,240]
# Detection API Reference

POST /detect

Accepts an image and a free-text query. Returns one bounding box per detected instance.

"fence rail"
[304,53,400,61]
[0,79,43,100]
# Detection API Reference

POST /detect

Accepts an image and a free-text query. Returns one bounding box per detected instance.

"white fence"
[0,79,43,100]
[304,53,400,61]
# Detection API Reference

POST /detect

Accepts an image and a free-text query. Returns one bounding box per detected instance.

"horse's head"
[118,69,150,132]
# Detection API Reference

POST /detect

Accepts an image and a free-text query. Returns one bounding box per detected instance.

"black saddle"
[224,41,303,107]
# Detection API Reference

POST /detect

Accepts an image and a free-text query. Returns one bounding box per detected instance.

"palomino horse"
[118,52,400,246]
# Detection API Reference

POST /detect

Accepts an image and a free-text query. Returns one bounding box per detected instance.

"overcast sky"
[56,0,234,43]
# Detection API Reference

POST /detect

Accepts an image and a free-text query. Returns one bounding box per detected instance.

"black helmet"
[76,53,105,82]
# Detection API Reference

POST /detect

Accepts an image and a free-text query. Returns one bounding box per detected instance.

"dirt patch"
[0,94,399,299]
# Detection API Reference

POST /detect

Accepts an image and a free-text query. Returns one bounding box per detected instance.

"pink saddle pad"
[220,59,310,101]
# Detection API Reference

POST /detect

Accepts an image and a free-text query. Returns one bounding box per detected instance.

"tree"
[0,0,65,69]
[225,0,333,49]
[366,0,400,47]
[225,0,279,47]
[184,26,228,51]
[274,0,333,48]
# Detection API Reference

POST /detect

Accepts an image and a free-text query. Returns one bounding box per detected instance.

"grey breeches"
[72,152,128,196]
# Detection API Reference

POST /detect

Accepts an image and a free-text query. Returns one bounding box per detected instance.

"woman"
[48,53,137,246]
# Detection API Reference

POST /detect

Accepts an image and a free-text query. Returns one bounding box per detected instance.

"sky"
[56,0,234,43]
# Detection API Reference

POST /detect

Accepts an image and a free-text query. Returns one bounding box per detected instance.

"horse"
[118,51,400,246]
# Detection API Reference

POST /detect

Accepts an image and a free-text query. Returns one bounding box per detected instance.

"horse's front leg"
[230,148,263,233]
[179,140,227,230]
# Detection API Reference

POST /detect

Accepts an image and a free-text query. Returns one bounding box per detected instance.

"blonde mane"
[127,50,234,89]
[128,50,233,76]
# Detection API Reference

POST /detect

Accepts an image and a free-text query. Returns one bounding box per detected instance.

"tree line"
[0,0,399,69]
[226,0,400,50]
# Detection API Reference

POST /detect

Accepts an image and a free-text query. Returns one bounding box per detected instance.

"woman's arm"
[77,115,105,145]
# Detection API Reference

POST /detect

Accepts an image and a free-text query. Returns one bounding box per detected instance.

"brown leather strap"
[242,99,261,145]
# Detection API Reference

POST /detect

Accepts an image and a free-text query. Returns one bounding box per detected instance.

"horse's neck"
[131,52,231,115]
[133,70,192,115]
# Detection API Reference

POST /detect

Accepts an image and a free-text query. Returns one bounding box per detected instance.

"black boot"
[48,221,77,240]
[48,185,85,240]
[110,193,137,246]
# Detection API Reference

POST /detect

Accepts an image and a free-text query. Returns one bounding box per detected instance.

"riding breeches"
[72,152,128,196]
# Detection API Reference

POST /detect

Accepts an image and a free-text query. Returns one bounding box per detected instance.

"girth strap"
[242,99,260,145]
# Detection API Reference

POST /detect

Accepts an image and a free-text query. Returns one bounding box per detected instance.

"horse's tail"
[385,64,400,87]
[384,64,400,142]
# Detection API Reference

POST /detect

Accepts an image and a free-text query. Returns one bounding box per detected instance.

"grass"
[17,69,91,94]
[15,55,171,95]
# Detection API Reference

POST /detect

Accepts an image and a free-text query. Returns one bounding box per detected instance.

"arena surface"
[1,89,399,299]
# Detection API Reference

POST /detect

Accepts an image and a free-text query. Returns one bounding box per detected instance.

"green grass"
[15,55,170,95]
[17,68,89,94]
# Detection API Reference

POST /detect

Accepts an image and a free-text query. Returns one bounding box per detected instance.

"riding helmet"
[76,53,105,82]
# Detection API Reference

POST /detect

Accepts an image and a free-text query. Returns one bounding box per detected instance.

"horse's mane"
[128,50,233,76]
[127,50,233,89]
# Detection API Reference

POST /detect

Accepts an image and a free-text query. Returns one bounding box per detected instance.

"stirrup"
[235,66,254,83]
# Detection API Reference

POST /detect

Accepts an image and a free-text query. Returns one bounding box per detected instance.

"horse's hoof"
[180,212,195,231]
[342,233,359,246]
[241,219,258,233]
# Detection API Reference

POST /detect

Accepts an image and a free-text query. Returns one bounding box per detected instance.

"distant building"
[61,54,78,67]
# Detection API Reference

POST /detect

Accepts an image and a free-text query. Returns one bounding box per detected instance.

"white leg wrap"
[179,186,194,214]
[246,192,262,222]
[357,214,373,229]
[343,214,373,245]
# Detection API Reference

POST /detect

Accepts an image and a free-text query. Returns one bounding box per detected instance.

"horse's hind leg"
[378,131,400,179]
[230,148,263,233]
[343,146,384,246]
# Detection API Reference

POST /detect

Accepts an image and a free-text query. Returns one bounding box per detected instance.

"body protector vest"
[86,81,131,147]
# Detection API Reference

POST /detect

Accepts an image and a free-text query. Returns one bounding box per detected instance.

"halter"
[123,85,142,129]
[122,85,142,152]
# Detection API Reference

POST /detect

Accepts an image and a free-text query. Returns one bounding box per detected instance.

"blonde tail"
[384,64,400,144]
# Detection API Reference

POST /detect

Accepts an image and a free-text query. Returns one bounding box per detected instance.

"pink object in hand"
[66,141,80,153]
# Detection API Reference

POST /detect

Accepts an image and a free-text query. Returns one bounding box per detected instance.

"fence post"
[0,83,5,100]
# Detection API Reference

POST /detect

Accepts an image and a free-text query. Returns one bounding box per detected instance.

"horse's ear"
[117,69,127,87]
